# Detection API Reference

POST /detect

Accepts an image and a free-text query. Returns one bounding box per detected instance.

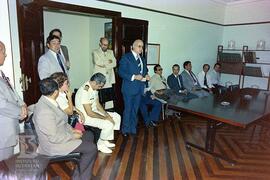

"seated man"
[167,64,198,101]
[75,73,121,154]
[180,61,209,97]
[197,64,214,93]
[209,63,226,93]
[33,78,97,180]
[140,86,162,127]
[149,65,175,101]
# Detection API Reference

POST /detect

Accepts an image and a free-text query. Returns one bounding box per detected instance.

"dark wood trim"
[99,0,270,27]
[40,0,121,58]
[98,0,223,26]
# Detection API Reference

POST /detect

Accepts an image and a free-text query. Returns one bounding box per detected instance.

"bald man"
[0,41,28,161]
[93,37,116,88]
[118,39,150,136]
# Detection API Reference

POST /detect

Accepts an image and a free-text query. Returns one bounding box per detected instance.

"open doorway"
[43,10,112,90]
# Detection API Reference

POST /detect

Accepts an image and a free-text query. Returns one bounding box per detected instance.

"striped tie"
[137,56,142,73]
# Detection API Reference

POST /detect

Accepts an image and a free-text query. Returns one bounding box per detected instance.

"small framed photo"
[146,43,160,65]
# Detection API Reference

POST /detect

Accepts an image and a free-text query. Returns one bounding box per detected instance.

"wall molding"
[100,0,270,27]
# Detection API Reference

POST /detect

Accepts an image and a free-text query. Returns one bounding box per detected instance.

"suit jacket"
[149,74,167,94]
[92,48,116,88]
[38,50,68,80]
[167,74,185,93]
[180,70,201,91]
[118,52,148,96]
[33,96,81,156]
[0,78,24,149]
[45,45,70,70]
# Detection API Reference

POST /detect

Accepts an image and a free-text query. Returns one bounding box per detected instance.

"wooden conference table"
[168,88,270,164]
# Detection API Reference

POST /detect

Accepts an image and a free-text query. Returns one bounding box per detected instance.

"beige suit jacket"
[92,48,116,88]
[149,73,168,94]
[33,96,81,156]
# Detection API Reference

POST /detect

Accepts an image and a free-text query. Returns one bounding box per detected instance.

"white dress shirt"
[197,71,214,88]
[131,50,143,81]
[209,70,221,85]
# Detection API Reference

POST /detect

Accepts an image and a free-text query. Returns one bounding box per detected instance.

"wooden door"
[17,0,44,105]
[116,17,148,59]
[114,17,148,113]
[16,0,121,105]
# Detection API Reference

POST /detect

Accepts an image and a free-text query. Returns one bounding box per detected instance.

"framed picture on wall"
[146,43,160,65]
[104,22,112,49]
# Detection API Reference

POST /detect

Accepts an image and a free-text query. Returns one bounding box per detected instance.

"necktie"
[160,75,167,87]
[204,73,209,88]
[136,56,142,73]
[56,53,66,74]
[176,75,182,89]
[0,70,13,91]
[189,71,197,83]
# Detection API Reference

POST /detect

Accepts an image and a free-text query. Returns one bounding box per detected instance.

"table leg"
[185,119,236,165]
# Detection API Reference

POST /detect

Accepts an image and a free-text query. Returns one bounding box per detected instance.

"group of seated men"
[143,61,223,117]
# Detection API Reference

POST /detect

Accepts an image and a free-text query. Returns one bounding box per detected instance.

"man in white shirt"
[197,64,214,93]
[210,63,222,86]
[38,35,68,80]
[209,63,226,93]
[75,73,121,154]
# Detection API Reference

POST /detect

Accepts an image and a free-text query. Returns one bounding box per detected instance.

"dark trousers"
[122,93,142,134]
[140,95,162,125]
[212,84,227,94]
[71,131,98,180]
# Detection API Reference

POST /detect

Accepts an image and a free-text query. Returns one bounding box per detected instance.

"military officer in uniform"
[75,73,121,154]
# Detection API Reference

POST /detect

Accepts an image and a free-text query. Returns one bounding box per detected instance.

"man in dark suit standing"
[118,39,150,136]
